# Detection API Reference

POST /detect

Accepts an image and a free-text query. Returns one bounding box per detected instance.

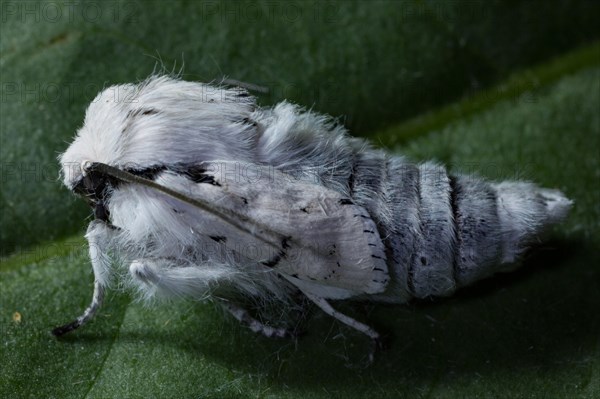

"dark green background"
[1,1,599,398]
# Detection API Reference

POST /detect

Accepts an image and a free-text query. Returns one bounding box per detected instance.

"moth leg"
[128,258,228,298]
[301,291,381,362]
[53,220,113,336]
[52,281,105,336]
[219,301,295,339]
[129,259,296,338]
[301,292,379,339]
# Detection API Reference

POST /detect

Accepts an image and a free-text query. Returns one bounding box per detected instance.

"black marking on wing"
[328,244,336,256]
[126,108,159,118]
[371,254,384,260]
[241,117,258,127]
[126,164,225,188]
[122,108,160,135]
[126,166,167,180]
[210,236,227,243]
[262,253,283,268]
[339,198,353,205]
[363,230,375,234]
[262,237,292,268]
[178,165,222,186]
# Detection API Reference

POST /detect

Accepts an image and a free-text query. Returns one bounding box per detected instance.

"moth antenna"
[84,162,286,251]
[52,281,105,336]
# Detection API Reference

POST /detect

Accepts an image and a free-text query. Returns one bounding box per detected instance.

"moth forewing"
[196,161,390,298]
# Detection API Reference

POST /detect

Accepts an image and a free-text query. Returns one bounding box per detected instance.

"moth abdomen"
[372,160,571,302]
[449,174,503,287]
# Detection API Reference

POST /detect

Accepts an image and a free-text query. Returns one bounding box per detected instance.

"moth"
[54,76,572,358]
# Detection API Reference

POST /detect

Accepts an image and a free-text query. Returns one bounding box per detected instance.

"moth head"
[68,162,118,221]
[59,75,258,191]
[59,82,139,190]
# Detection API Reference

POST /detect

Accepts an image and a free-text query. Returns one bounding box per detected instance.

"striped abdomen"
[349,154,571,303]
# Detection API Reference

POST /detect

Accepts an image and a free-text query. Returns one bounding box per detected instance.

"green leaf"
[2,1,600,398]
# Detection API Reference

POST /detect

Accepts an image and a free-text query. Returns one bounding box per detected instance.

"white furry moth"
[54,76,572,357]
